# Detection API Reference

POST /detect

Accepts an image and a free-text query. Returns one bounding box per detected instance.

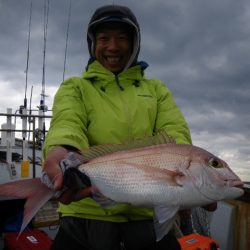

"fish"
[0,132,244,240]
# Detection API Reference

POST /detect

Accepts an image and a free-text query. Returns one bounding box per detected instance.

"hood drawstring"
[133,80,140,87]
[115,75,124,91]
[100,86,106,92]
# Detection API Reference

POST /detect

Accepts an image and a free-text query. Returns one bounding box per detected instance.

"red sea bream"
[0,133,244,240]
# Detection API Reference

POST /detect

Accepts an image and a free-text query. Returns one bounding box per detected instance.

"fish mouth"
[223,179,245,198]
[224,179,244,189]
[197,178,244,202]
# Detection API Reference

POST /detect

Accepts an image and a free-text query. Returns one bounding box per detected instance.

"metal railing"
[0,108,52,178]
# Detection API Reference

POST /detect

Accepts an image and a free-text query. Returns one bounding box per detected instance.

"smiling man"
[43,5,192,250]
[94,23,133,74]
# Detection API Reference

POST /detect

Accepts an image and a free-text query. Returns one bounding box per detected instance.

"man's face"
[95,23,132,74]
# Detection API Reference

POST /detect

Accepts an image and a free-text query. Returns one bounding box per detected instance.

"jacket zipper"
[115,75,133,140]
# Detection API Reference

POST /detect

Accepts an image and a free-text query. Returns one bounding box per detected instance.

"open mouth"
[105,56,121,64]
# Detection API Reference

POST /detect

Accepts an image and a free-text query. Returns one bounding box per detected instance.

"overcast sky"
[0,0,249,181]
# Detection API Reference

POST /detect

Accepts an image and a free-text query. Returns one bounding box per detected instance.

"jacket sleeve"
[43,77,89,158]
[153,80,192,145]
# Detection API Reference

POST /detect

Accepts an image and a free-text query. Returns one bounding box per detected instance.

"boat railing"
[0,108,52,178]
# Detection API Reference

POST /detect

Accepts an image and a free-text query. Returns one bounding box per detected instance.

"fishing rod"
[63,0,72,81]
[40,0,50,113]
[24,0,33,111]
[19,0,33,140]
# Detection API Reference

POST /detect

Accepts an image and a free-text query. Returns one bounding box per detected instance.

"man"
[43,5,192,250]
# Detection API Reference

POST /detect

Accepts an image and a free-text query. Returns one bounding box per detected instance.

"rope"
[62,0,72,81]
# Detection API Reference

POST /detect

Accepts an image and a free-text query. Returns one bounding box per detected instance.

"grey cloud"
[0,0,249,181]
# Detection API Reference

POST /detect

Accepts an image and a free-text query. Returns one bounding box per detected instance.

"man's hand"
[43,146,92,204]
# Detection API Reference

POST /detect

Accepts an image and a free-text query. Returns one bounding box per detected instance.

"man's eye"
[98,36,108,41]
[119,35,129,40]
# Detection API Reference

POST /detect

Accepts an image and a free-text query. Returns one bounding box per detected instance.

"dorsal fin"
[82,131,175,162]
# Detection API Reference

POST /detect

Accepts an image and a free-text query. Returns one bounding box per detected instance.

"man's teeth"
[106,57,120,63]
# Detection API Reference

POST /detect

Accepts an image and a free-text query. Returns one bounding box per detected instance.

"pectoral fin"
[92,191,117,208]
[154,205,179,241]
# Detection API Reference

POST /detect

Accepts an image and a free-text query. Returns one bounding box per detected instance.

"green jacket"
[43,60,192,222]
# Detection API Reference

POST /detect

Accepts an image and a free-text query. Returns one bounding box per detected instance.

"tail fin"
[0,178,54,233]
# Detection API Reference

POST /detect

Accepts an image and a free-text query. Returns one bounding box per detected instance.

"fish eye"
[209,158,221,168]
